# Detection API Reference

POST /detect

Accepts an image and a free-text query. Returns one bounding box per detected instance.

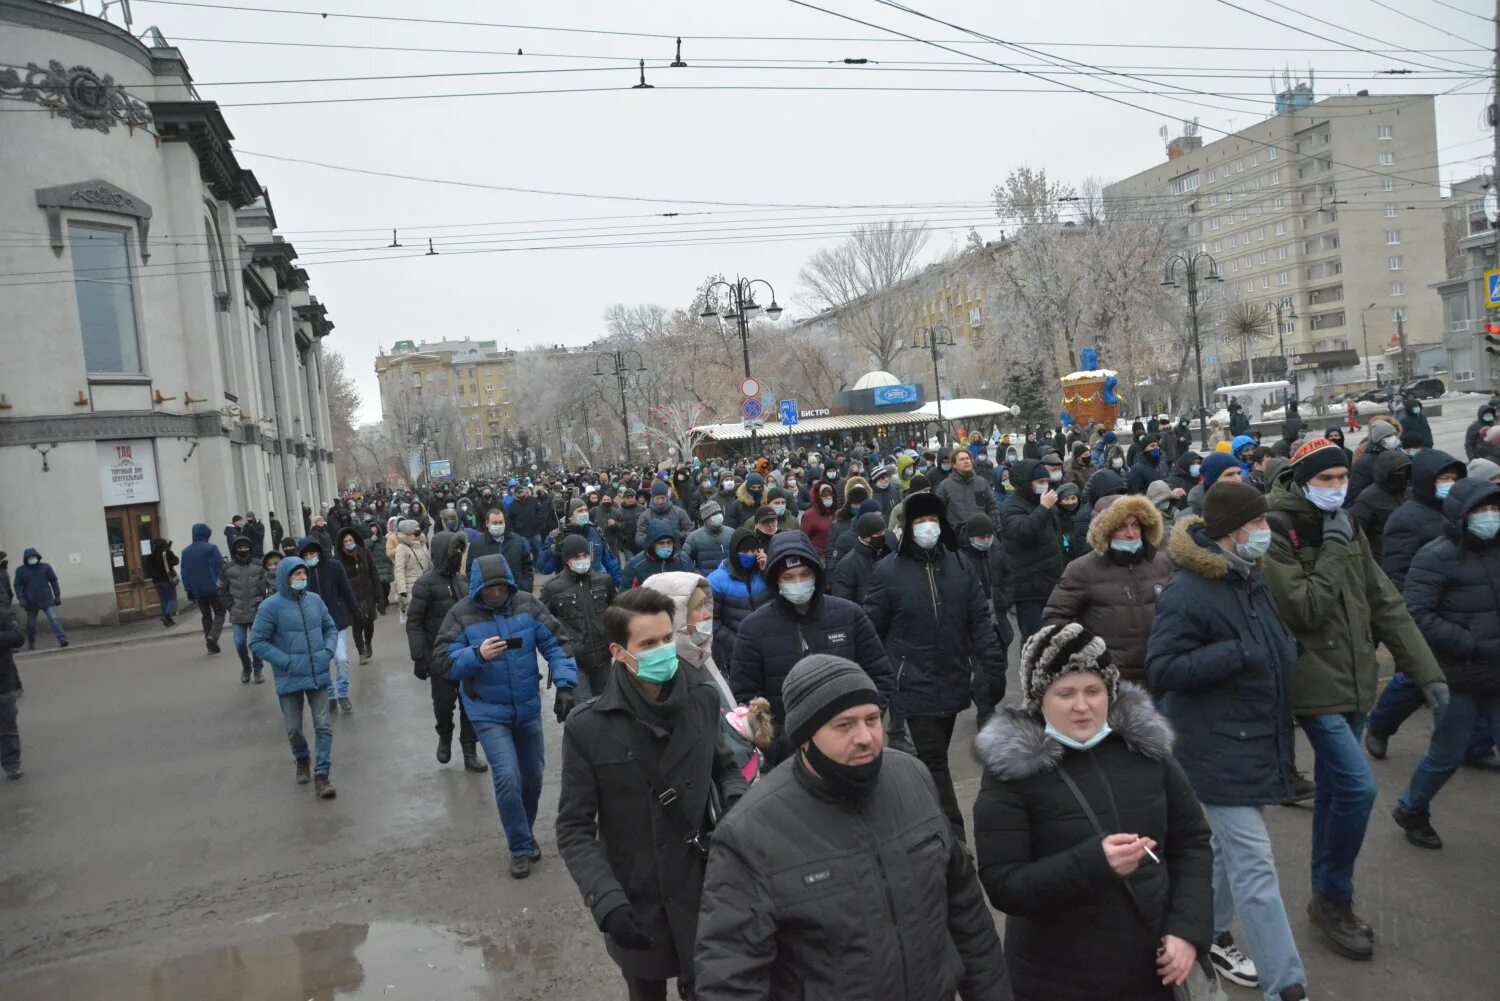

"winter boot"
[338,697,352,713]
[1365,730,1389,760]
[1307,891,1373,960]
[252,669,264,684]
[295,759,311,785]
[240,668,251,684]
[358,648,371,665]
[436,735,452,764]
[509,855,530,879]
[206,637,220,654]
[462,743,488,772]
[1392,805,1443,849]
[314,773,337,799]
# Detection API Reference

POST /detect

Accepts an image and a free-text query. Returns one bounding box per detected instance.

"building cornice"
[149,100,262,208]
[247,240,299,291]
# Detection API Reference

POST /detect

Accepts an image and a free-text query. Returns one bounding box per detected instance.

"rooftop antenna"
[425,238,438,256]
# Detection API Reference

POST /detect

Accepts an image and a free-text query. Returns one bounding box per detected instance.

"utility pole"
[1395,309,1411,382]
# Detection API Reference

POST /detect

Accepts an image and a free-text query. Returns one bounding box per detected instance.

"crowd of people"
[3,391,1497,1001]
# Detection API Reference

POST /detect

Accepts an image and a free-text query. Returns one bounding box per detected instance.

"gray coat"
[935,470,1001,532]
[695,750,1012,1001]
[217,559,269,626]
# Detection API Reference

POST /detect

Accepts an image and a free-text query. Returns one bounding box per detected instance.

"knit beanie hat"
[1290,437,1350,484]
[397,519,419,535]
[907,474,932,494]
[559,534,591,559]
[1367,417,1398,446]
[966,512,996,538]
[1468,457,1500,482]
[1200,452,1239,489]
[568,497,588,514]
[1483,425,1500,445]
[650,479,670,498]
[1145,479,1176,511]
[1019,623,1119,713]
[699,499,723,521]
[745,471,765,488]
[1202,480,1269,538]
[855,511,886,538]
[1056,481,1081,501]
[783,654,880,747]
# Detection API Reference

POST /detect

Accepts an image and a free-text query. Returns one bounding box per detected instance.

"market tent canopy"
[693,398,1015,443]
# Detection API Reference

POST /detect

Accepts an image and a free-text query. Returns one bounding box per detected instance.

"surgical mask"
[304,555,320,567]
[1111,458,1125,469]
[1045,720,1113,751]
[654,544,675,560]
[574,513,591,526]
[26,557,38,566]
[1236,527,1273,562]
[290,578,308,592]
[628,642,679,684]
[1049,469,1063,482]
[1304,483,1348,512]
[875,478,890,489]
[1485,413,1495,424]
[1109,538,1142,555]
[736,552,758,569]
[970,536,994,551]
[771,502,787,516]
[723,481,735,491]
[568,557,592,575]
[939,463,950,472]
[1411,406,1421,415]
[1468,511,1500,540]
[826,471,838,481]
[1189,463,1201,477]
[488,523,505,538]
[1034,483,1048,496]
[1434,481,1454,500]
[707,514,724,529]
[912,522,942,549]
[343,540,357,552]
[779,579,817,605]
[693,618,713,639]
[1382,435,1400,451]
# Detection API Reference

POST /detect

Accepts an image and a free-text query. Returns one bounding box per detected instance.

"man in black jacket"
[865,492,1005,839]
[1000,458,1064,644]
[508,484,547,560]
[830,511,887,607]
[540,534,618,698]
[556,587,748,1001]
[729,532,895,768]
[469,507,534,594]
[404,531,487,773]
[961,512,1014,656]
[298,536,360,713]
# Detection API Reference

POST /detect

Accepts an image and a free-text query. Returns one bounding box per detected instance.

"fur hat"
[397,519,419,535]
[1018,623,1119,713]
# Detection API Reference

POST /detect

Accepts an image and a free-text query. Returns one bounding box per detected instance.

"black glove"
[554,686,576,723]
[413,659,430,681]
[601,905,654,951]
[1321,509,1355,546]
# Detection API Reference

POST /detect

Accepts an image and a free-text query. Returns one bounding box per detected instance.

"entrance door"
[104,503,162,621]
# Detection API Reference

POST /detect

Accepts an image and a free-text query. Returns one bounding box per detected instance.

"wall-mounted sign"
[801,408,832,418]
[872,384,920,407]
[98,439,159,506]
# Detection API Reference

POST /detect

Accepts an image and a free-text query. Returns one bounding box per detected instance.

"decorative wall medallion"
[0,59,153,133]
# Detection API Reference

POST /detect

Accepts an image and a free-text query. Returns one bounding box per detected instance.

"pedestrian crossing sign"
[1486,268,1500,309]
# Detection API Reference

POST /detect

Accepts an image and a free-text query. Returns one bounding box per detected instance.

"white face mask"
[912,522,942,549]
[567,557,592,575]
[1111,458,1124,469]
[1305,483,1348,512]
[1382,435,1400,451]
[692,618,713,641]
[707,513,724,529]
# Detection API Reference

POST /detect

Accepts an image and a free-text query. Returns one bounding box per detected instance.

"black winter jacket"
[540,567,617,674]
[335,527,381,620]
[299,537,360,631]
[1148,518,1299,806]
[1395,403,1434,448]
[830,537,885,607]
[0,608,23,696]
[1402,478,1500,695]
[467,530,534,593]
[962,542,1014,650]
[973,687,1213,1001]
[1380,449,1467,591]
[1464,403,1496,460]
[999,459,1065,603]
[404,531,469,678]
[1350,448,1411,560]
[683,524,733,575]
[1074,468,1127,553]
[508,496,546,537]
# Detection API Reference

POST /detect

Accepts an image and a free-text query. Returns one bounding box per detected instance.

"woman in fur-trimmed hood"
[972,623,1213,1001]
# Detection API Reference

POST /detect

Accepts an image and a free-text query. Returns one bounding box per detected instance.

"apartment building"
[375,337,516,457]
[1106,89,1446,386]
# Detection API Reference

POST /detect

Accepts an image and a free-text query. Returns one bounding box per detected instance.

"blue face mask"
[290,578,308,592]
[303,555,319,568]
[1468,511,1500,540]
[1189,463,1201,477]
[1045,720,1113,751]
[654,544,675,560]
[1435,481,1454,500]
[1109,538,1142,555]
[736,552,758,569]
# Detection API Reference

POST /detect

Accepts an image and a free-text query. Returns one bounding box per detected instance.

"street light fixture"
[914,323,956,432]
[1162,251,1224,450]
[594,349,647,464]
[700,275,783,453]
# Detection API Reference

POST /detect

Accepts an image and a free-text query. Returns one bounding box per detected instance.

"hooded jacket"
[1165,451,1200,500]
[540,519,623,589]
[1041,495,1172,684]
[1350,448,1412,560]
[798,480,840,556]
[707,526,770,668]
[1074,467,1127,544]
[830,533,887,608]
[405,530,470,678]
[1465,402,1496,460]
[999,459,1065,603]
[1401,478,1500,695]
[392,532,433,599]
[1124,446,1168,496]
[1380,449,1466,591]
[249,557,339,697]
[972,686,1212,1001]
[178,524,223,600]
[623,519,696,587]
[864,492,1005,717]
[1148,517,1300,806]
[298,537,360,632]
[437,554,578,726]
[826,476,873,553]
[1347,415,1404,505]
[335,526,381,620]
[12,548,60,612]
[1394,399,1433,449]
[217,538,269,626]
[143,538,179,584]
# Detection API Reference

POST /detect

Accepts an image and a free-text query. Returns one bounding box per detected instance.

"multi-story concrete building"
[374,338,518,474]
[0,0,338,624]
[1432,225,1499,394]
[1106,87,1447,392]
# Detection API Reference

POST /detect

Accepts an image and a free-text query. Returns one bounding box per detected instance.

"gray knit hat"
[1467,457,1500,482]
[699,499,723,521]
[1019,623,1119,713]
[1367,417,1399,447]
[397,518,419,535]
[783,654,880,747]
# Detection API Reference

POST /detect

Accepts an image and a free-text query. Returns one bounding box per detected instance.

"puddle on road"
[0,921,544,1000]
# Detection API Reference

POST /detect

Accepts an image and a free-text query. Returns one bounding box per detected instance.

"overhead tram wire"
[1209,0,1488,73]
[1364,0,1487,47]
[1422,0,1493,22]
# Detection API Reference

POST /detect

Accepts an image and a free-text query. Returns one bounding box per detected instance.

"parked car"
[1357,387,1394,405]
[1397,377,1446,400]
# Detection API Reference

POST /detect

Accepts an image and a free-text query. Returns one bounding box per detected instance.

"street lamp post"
[1359,301,1379,382]
[594,349,646,464]
[1265,298,1300,404]
[1162,251,1224,451]
[699,276,784,455]
[915,323,956,439]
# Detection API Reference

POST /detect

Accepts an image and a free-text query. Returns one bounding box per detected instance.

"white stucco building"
[0,0,338,624]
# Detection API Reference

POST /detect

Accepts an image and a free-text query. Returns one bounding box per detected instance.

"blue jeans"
[1399,692,1500,815]
[279,687,332,775]
[329,628,351,699]
[231,623,263,674]
[1368,672,1494,759]
[472,715,545,858]
[1014,600,1045,646]
[152,581,178,619]
[526,534,543,561]
[1298,713,1377,903]
[23,606,66,645]
[1207,805,1306,1000]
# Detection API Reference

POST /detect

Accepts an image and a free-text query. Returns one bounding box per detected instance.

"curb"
[16,627,200,660]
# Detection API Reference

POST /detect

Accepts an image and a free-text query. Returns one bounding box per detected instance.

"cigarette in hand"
[1142,843,1161,864]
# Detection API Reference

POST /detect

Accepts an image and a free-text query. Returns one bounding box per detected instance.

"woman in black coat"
[974,623,1213,1001]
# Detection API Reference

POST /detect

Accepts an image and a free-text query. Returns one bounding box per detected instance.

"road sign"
[778,399,799,426]
[1485,268,1500,309]
[741,397,764,421]
[740,377,762,398]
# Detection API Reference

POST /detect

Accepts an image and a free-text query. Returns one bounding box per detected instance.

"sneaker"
[529,843,542,863]
[295,759,311,785]
[58,638,68,648]
[509,855,531,879]
[1307,891,1374,960]
[240,669,251,684]
[436,736,452,764]
[1463,749,1500,772]
[1279,986,1308,1001]
[1282,771,1315,806]
[1392,805,1443,849]
[206,638,220,654]
[1209,932,1259,988]
[314,773,337,799]
[1365,731,1389,760]
[338,697,353,713]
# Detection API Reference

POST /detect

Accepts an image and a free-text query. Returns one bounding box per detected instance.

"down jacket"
[706,526,770,668]
[1041,495,1172,684]
[539,561,618,679]
[335,526,381,621]
[177,524,222,600]
[217,540,269,626]
[695,749,1011,1001]
[298,537,360,632]
[249,557,339,697]
[683,522,734,575]
[1147,517,1300,806]
[392,534,433,599]
[404,531,469,679]
[467,527,534,594]
[1402,478,1500,695]
[999,459,1065,603]
[973,686,1213,1001]
[539,522,623,589]
[1379,449,1466,592]
[934,466,1001,532]
[1350,448,1411,560]
[437,554,578,726]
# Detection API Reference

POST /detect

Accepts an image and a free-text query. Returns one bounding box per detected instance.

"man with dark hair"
[557,587,748,1001]
[541,534,618,699]
[469,507,534,593]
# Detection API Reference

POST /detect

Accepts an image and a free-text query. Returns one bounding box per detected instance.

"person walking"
[249,557,339,799]
[336,527,381,664]
[556,587,749,1001]
[1345,416,1403,506]
[405,530,487,773]
[436,554,579,878]
[468,507,535,594]
[241,511,267,559]
[539,498,624,588]
[934,447,1001,535]
[695,654,1012,1001]
[218,535,268,683]
[540,534,618,699]
[143,537,180,628]
[830,511,888,607]
[1261,438,1444,960]
[367,521,393,615]
[973,623,1214,1001]
[1149,481,1310,1001]
[999,458,1064,644]
[392,519,433,620]
[298,536,361,713]
[0,606,25,779]
[623,521,695,588]
[705,526,768,670]
[682,500,733,575]
[1349,449,1411,560]
[178,525,224,654]
[960,513,1015,656]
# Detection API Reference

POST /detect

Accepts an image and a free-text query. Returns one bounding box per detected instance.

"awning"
[693,398,1015,443]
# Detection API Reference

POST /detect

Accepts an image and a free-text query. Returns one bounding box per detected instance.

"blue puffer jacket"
[538,523,622,588]
[1380,449,1466,592]
[706,526,769,668]
[438,554,578,726]
[178,523,223,599]
[12,548,60,610]
[1402,478,1500,696]
[683,523,733,575]
[249,557,339,696]
[1147,517,1299,806]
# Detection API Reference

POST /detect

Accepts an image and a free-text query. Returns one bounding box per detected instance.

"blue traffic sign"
[778,399,799,426]
[1486,268,1500,309]
[742,397,764,420]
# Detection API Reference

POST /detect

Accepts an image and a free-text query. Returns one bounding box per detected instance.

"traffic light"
[1486,320,1500,357]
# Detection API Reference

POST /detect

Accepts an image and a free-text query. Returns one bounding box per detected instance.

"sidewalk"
[14,615,202,661]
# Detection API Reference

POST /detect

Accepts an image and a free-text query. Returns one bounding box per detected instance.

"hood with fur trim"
[1166,515,1236,581]
[973,683,1174,782]
[1084,494,1163,556]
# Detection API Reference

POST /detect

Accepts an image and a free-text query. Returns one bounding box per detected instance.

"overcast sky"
[116,0,1494,421]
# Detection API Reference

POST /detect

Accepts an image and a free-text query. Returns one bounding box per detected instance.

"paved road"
[1,405,1496,999]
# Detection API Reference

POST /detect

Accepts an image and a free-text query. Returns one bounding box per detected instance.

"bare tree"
[641,401,716,462]
[1224,301,1275,383]
[797,220,929,370]
[322,350,362,482]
